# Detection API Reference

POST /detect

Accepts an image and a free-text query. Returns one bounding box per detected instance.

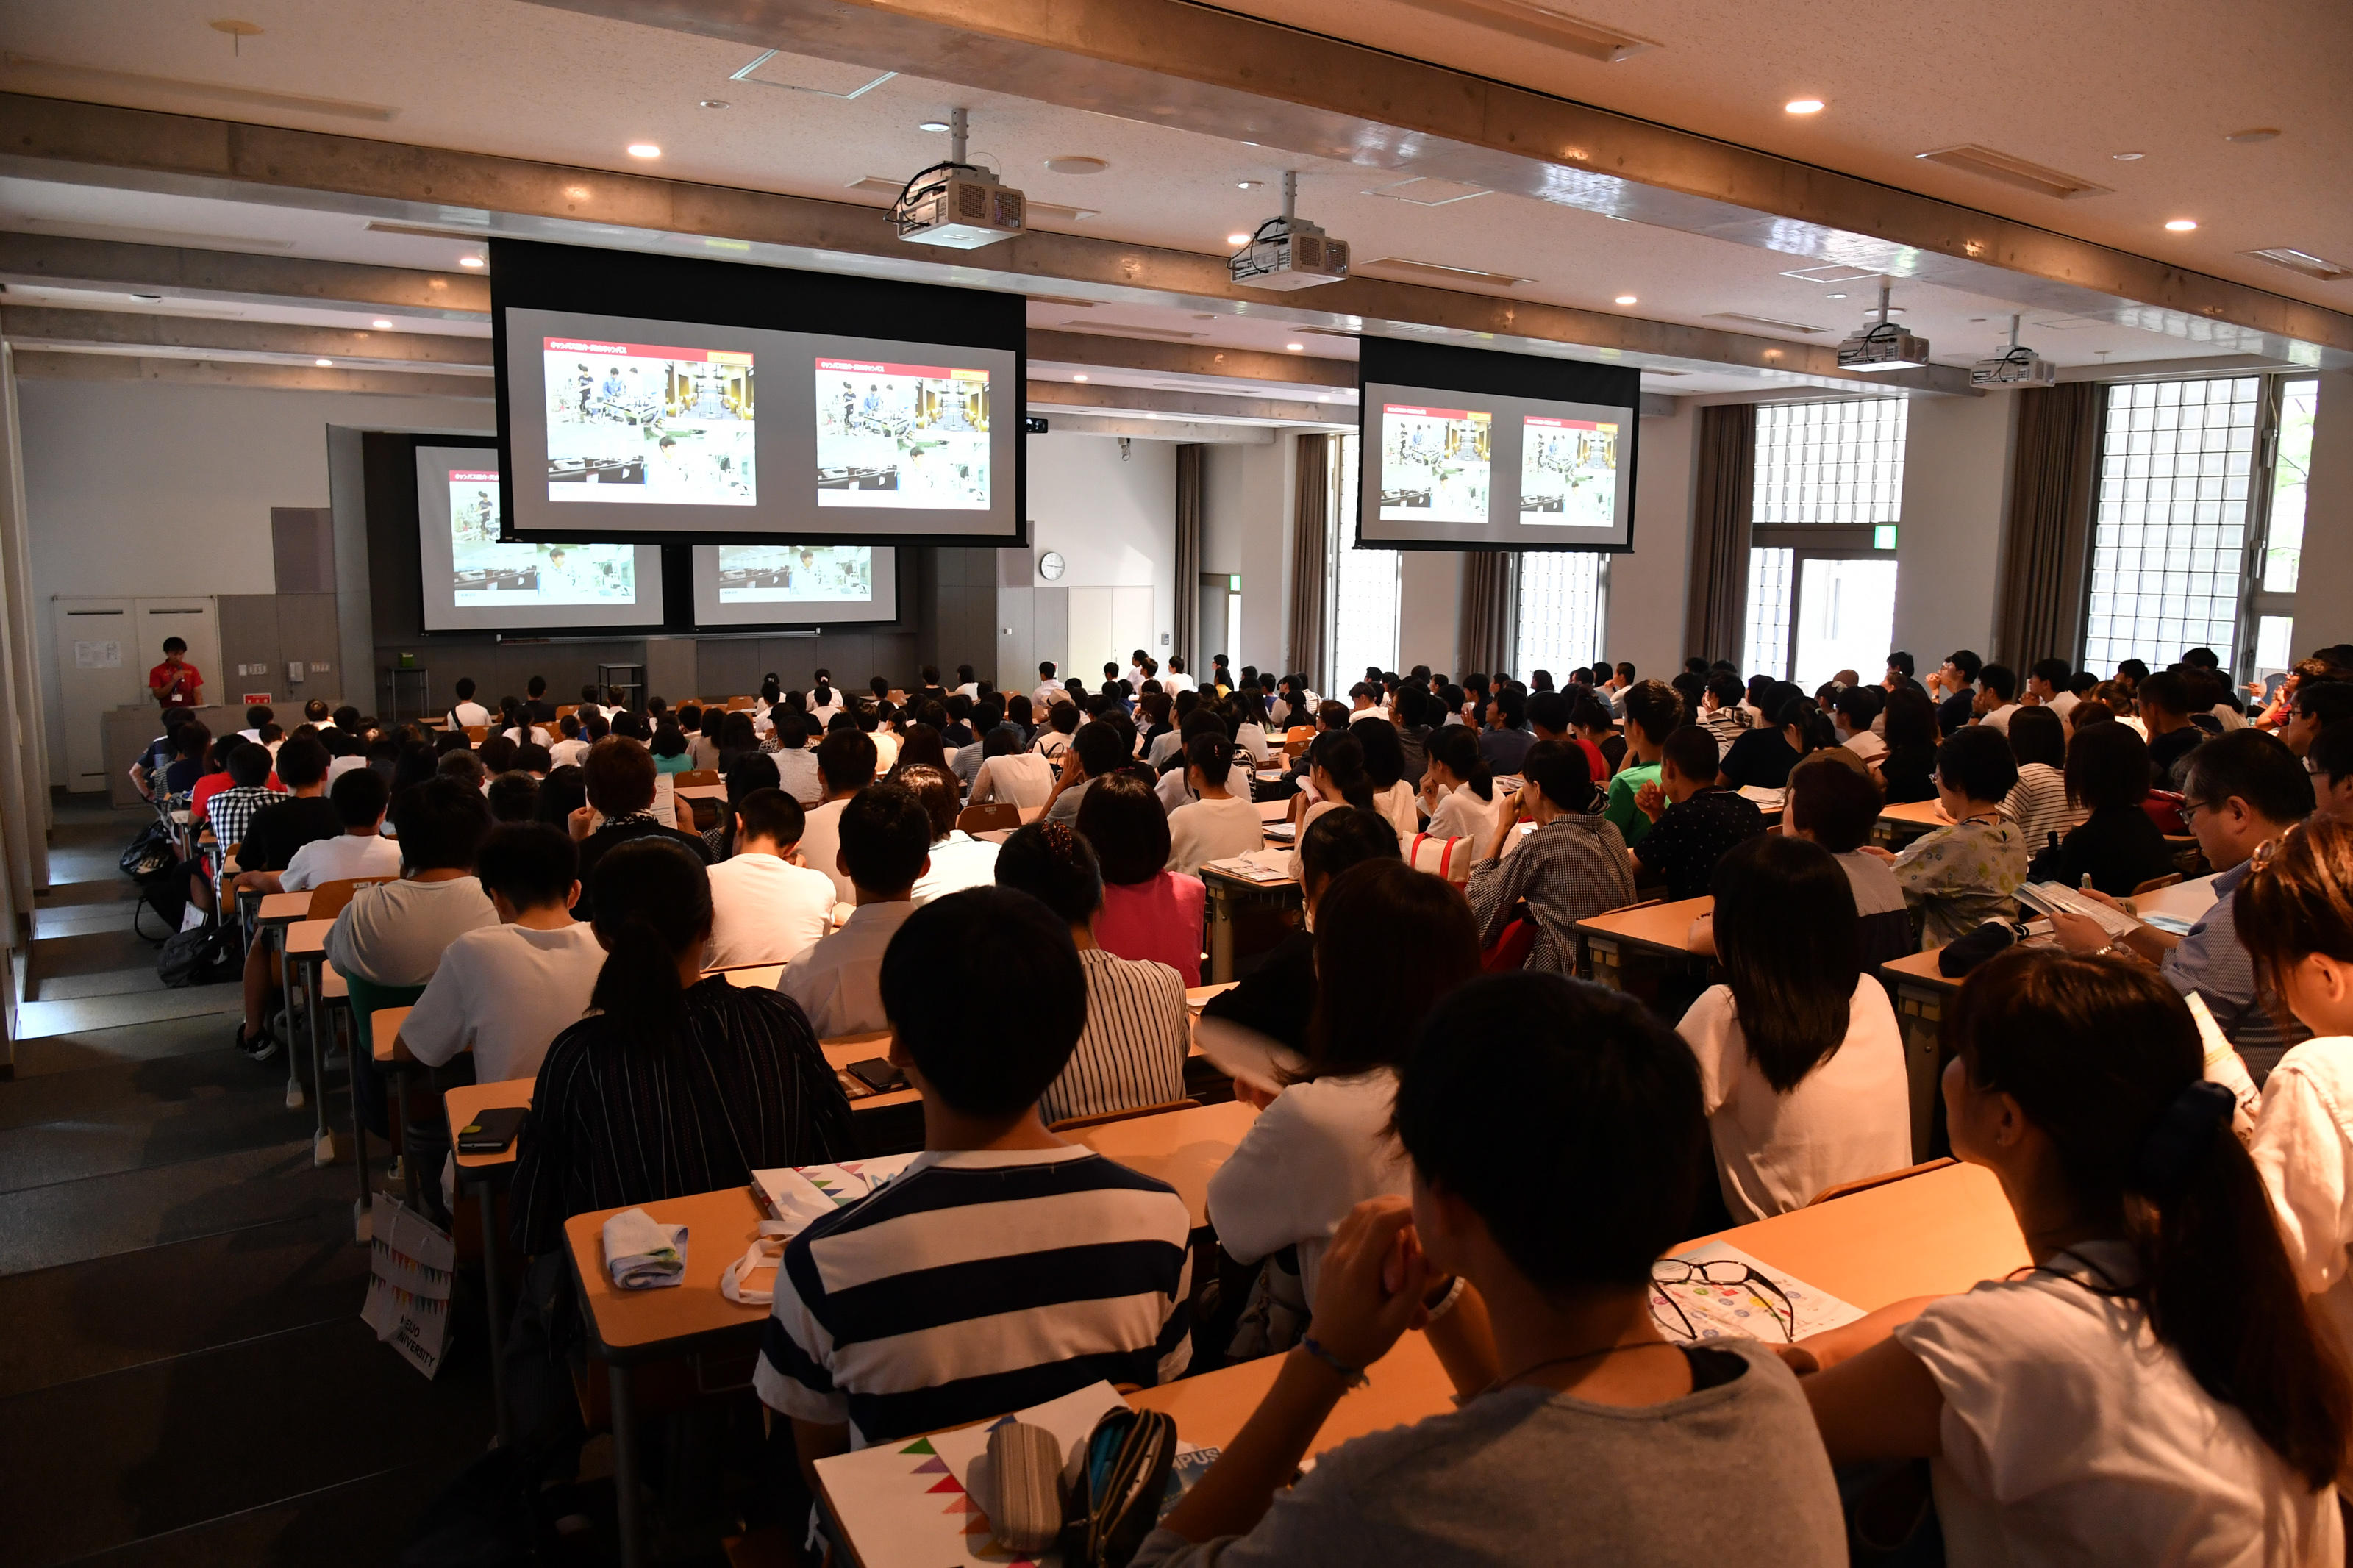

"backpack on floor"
[126,843,193,943]
[157,919,242,987]
[118,820,177,879]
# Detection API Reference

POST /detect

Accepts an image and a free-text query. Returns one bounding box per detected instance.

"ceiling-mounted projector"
[1836,279,1932,372]
[1969,313,2057,388]
[892,107,1024,251]
[1229,171,1350,291]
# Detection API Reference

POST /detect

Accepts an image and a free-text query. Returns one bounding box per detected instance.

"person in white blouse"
[1674,835,1907,1222]
[899,764,1001,905]
[1790,945,2347,1567]
[806,678,844,729]
[1417,724,1502,844]
[1165,736,1265,874]
[703,787,836,967]
[1352,718,1421,843]
[1204,860,1482,1346]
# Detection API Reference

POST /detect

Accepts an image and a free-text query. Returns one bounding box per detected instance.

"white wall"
[1398,551,1462,676]
[2295,368,2353,654]
[1201,437,1296,674]
[1892,392,2018,668]
[1024,431,1175,667]
[1606,401,1699,676]
[18,376,492,787]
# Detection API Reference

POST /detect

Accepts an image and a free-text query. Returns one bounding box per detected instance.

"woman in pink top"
[1077,770,1207,985]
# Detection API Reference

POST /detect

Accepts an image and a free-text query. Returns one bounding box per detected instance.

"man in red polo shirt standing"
[149,637,204,710]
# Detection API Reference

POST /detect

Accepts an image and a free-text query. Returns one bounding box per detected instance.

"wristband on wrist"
[1297,1335,1369,1389]
[1421,1275,1465,1323]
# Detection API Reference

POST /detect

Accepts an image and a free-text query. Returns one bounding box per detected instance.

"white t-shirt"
[911,831,997,906]
[2251,1036,2353,1371]
[2046,690,2081,723]
[704,852,836,968]
[448,701,490,728]
[1373,779,1419,844]
[1165,794,1265,874]
[281,831,402,892]
[1030,681,1063,712]
[546,737,588,770]
[326,755,370,786]
[1207,1069,1409,1306]
[1163,671,1196,694]
[779,900,916,1037]
[398,921,602,1081]
[770,746,824,807]
[1676,977,1909,1221]
[321,876,498,987]
[1894,1243,2341,1567]
[971,751,1055,809]
[1979,703,2022,734]
[798,798,852,903]
[1842,728,1888,764]
[869,731,900,774]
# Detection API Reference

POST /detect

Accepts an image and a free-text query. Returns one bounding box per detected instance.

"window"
[2262,379,2317,594]
[2082,377,2259,675]
[1514,551,1605,680]
[1741,398,1907,682]
[1327,432,1400,684]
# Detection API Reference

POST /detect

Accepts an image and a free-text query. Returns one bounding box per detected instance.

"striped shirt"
[510,979,856,1256]
[1465,814,1639,974]
[1039,948,1190,1125]
[2001,762,2085,856]
[753,1146,1194,1445]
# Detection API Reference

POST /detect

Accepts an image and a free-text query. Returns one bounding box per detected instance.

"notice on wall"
[73,640,122,670]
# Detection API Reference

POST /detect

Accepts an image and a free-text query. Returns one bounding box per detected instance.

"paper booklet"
[1735,786,1787,812]
[2015,881,2141,939]
[751,1153,924,1231]
[1649,1240,1864,1345]
[1204,852,1293,883]
[1193,1016,1304,1099]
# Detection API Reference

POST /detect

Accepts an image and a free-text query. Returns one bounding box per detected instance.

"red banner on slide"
[544,338,753,365]
[1524,415,1615,432]
[449,470,499,483]
[1385,404,1479,421]
[816,358,988,382]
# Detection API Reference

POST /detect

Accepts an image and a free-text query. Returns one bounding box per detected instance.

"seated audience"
[568,735,713,922]
[1628,724,1765,901]
[798,729,878,904]
[1208,859,1480,1343]
[1418,723,1500,843]
[1717,687,1831,792]
[279,768,401,890]
[1782,753,1913,973]
[2310,721,2353,822]
[1043,719,1129,826]
[1601,680,1684,846]
[322,778,496,989]
[1790,948,2346,1564]
[1874,726,2027,948]
[1293,731,1380,842]
[1352,720,1421,842]
[1465,740,1638,973]
[485,770,538,823]
[1138,971,1846,1567]
[1876,687,1941,804]
[1677,835,1907,1221]
[229,735,340,883]
[1079,771,1208,985]
[993,821,1189,1123]
[779,782,932,1036]
[2139,670,2206,787]
[899,763,999,904]
[2050,720,2176,895]
[1202,810,1399,1054]
[1974,662,2023,733]
[968,725,1055,809]
[1478,687,1535,775]
[702,787,834,967]
[757,886,1192,1459]
[512,839,853,1256]
[1832,684,1885,764]
[1166,735,1265,873]
[649,722,693,775]
[1997,704,2082,856]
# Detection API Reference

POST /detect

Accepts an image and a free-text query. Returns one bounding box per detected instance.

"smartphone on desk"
[456,1106,528,1153]
[848,1058,906,1093]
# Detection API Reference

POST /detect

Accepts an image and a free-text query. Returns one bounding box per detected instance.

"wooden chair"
[555,704,579,720]
[307,876,396,923]
[1047,1097,1199,1134]
[463,725,489,744]
[1806,1157,1956,1206]
[2131,871,2184,896]
[956,801,1022,836]
[726,696,757,712]
[676,768,721,788]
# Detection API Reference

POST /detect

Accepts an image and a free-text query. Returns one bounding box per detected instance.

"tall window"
[1328,432,1401,684]
[2082,377,2259,675]
[1515,552,1606,680]
[2249,376,2319,679]
[1742,398,1907,684]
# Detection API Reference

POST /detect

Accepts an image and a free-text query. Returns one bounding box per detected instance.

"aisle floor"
[1,800,495,1567]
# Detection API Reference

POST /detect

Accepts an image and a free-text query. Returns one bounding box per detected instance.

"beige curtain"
[1995,382,2104,669]
[1287,433,1331,685]
[1457,551,1519,678]
[1684,403,1757,665]
[1173,444,1204,675]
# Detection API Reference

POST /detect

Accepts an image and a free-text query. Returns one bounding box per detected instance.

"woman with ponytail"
[510,838,854,1258]
[1792,946,2349,1561]
[1421,720,1499,842]
[1165,733,1263,873]
[1293,731,1381,841]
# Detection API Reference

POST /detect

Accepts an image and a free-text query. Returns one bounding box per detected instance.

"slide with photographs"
[1518,415,1620,529]
[447,469,637,604]
[1379,404,1492,523]
[543,337,755,506]
[814,358,991,510]
[715,545,874,605]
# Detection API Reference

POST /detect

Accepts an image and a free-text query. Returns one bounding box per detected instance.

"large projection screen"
[491,240,1026,546]
[413,445,665,634]
[689,545,901,629]
[1355,340,1640,552]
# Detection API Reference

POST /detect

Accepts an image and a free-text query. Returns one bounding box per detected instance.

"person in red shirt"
[149,637,204,710]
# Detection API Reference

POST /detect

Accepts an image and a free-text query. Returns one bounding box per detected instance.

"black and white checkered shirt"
[1465,813,1639,974]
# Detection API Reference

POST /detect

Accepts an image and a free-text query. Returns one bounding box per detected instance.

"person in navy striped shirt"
[756,884,1194,1478]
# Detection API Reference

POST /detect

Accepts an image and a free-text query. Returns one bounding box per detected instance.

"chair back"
[308,876,396,923]
[2131,871,2184,896]
[555,704,579,720]
[1046,1098,1199,1134]
[1806,1158,1957,1206]
[957,801,1022,836]
[726,696,758,711]
[463,725,489,744]
[345,974,429,1067]
[676,769,721,788]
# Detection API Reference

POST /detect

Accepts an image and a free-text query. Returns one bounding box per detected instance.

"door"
[1790,556,1899,692]
[135,598,222,706]
[51,597,138,790]
[1199,573,1240,676]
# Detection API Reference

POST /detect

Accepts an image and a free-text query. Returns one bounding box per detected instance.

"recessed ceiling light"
[2165,218,2199,232]
[699,99,730,110]
[626,143,660,159]
[370,318,393,329]
[1785,98,1824,115]
[1285,342,1305,351]
[2110,151,2145,161]
[1073,373,1088,382]
[1613,294,1638,305]
[2225,128,2281,144]
[1226,233,1251,246]
[917,120,951,133]
[1824,293,1848,300]
[459,255,485,268]
[314,358,332,367]
[1238,179,1262,190]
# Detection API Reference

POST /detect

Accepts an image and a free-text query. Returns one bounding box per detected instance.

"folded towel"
[602,1207,688,1290]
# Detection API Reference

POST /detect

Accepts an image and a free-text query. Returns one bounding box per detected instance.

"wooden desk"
[448,1077,533,1171]
[711,963,785,989]
[823,1033,922,1116]
[1574,895,1710,987]
[257,889,313,924]
[1071,1099,1257,1230]
[2134,872,2221,925]
[1200,860,1303,984]
[372,1005,414,1064]
[1876,798,1950,847]
[674,784,726,801]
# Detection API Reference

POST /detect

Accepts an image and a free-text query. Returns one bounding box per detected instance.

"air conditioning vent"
[1914,144,2112,201]
[1357,256,1532,287]
[1387,1,1658,61]
[1361,177,1492,207]
[1704,312,1830,334]
[2242,247,2351,282]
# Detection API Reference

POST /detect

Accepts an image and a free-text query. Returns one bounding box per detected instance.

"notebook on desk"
[751,1154,923,1230]
[2015,881,2141,939]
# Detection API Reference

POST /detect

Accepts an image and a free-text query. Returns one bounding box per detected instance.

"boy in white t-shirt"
[703,787,835,968]
[277,768,403,892]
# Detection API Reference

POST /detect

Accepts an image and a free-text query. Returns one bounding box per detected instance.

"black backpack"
[157,920,242,987]
[121,827,190,943]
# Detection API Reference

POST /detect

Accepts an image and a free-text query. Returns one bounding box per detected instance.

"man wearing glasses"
[2047,729,2314,1081]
